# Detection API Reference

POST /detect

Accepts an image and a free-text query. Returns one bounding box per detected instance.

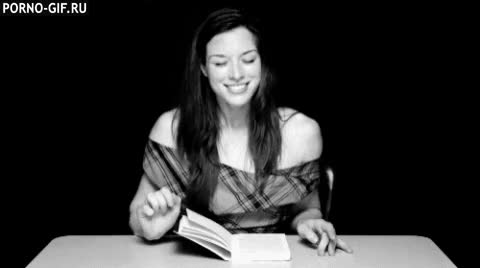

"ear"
[200,64,207,77]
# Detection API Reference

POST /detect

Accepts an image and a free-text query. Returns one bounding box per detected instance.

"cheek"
[246,64,261,78]
[207,67,227,82]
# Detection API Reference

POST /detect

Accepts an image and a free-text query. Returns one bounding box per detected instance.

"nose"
[228,61,244,81]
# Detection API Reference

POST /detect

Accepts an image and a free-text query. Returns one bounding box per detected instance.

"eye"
[213,62,227,67]
[243,58,256,64]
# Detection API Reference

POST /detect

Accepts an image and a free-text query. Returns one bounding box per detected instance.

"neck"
[218,102,250,130]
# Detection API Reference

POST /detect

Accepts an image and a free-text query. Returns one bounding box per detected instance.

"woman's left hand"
[296,218,353,256]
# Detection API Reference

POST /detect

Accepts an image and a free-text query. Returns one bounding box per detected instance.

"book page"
[186,208,232,248]
[231,234,291,262]
[178,216,229,250]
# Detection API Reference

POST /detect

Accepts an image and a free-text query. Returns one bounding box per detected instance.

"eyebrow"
[207,49,257,60]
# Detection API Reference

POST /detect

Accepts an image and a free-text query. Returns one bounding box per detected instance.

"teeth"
[227,84,247,91]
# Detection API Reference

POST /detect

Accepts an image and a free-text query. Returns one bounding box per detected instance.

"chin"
[225,98,252,108]
[225,91,256,107]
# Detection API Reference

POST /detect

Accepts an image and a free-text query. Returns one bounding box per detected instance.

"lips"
[225,82,249,93]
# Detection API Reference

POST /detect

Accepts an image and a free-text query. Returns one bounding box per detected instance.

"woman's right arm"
[129,176,182,240]
[129,109,182,240]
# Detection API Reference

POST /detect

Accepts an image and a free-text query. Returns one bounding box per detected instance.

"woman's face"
[202,26,261,108]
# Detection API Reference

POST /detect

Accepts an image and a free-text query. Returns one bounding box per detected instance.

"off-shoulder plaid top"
[142,139,321,233]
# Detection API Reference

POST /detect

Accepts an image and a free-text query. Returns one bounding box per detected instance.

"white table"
[26,235,457,268]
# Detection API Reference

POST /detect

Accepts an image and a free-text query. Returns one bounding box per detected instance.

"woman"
[129,7,352,256]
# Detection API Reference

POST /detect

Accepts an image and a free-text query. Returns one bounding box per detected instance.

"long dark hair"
[176,7,281,213]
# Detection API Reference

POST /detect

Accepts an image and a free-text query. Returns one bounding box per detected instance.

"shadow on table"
[174,238,223,260]
[134,234,222,260]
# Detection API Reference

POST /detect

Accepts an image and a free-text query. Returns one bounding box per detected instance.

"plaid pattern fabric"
[143,139,320,233]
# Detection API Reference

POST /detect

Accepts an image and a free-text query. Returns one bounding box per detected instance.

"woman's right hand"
[136,187,182,240]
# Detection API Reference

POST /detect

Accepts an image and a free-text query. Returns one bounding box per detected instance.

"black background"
[2,1,475,267]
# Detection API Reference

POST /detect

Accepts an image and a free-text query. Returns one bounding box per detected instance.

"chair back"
[319,165,334,221]
[324,166,334,221]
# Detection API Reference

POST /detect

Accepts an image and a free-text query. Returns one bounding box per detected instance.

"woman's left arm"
[284,111,352,255]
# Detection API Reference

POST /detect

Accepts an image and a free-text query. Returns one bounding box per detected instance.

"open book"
[175,209,291,262]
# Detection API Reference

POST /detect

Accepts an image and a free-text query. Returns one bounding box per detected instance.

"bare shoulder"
[149,108,179,148]
[279,107,322,164]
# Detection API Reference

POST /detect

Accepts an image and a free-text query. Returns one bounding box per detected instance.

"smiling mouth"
[225,82,249,92]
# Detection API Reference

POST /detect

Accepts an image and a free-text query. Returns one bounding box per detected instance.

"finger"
[154,191,168,214]
[314,220,336,241]
[171,194,182,209]
[310,220,336,255]
[336,238,353,253]
[146,193,159,211]
[172,197,182,213]
[142,204,154,217]
[173,194,182,206]
[328,240,335,256]
[317,232,329,256]
[297,224,319,245]
[331,237,337,255]
[160,187,174,208]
